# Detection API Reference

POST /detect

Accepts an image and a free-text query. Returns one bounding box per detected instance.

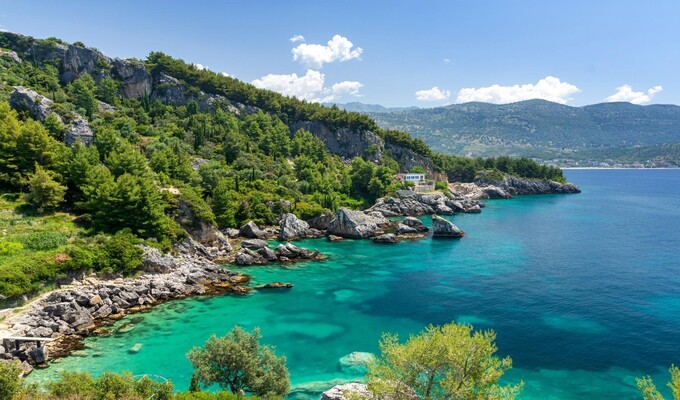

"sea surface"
[30,170,680,399]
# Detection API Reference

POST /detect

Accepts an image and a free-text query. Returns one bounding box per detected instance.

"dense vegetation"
[0,32,564,301]
[363,99,680,164]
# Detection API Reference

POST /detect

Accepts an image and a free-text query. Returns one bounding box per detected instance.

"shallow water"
[30,170,680,399]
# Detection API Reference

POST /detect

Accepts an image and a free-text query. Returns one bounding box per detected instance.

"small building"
[398,173,426,183]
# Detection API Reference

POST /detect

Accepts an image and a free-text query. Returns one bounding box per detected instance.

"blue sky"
[1,0,678,107]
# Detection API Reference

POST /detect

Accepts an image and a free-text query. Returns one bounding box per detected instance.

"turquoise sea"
[30,170,680,399]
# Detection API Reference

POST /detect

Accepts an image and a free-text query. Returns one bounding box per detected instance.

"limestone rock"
[254,282,293,289]
[9,86,59,122]
[402,216,428,232]
[112,58,153,99]
[307,214,333,230]
[240,221,265,239]
[0,49,22,63]
[240,239,269,250]
[373,233,398,243]
[431,214,464,238]
[64,118,94,146]
[327,235,344,242]
[142,246,178,274]
[61,44,110,83]
[320,383,371,400]
[257,246,278,262]
[278,213,310,241]
[328,209,380,239]
[338,352,376,374]
[396,223,418,235]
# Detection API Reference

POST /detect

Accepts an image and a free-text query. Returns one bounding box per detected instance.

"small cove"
[29,169,680,399]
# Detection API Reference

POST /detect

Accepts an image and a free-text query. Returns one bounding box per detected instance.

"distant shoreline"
[561,167,680,170]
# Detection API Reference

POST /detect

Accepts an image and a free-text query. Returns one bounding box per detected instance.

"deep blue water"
[31,169,680,399]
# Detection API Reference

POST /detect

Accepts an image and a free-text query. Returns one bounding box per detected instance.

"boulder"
[257,246,278,262]
[64,118,94,146]
[240,221,265,239]
[373,233,398,244]
[366,211,391,227]
[61,44,110,83]
[9,86,59,122]
[321,383,371,400]
[278,213,310,241]
[464,204,481,213]
[142,246,178,273]
[402,216,428,232]
[307,214,333,230]
[327,235,344,242]
[0,50,22,63]
[235,248,263,266]
[240,239,269,250]
[328,209,380,239]
[396,223,418,235]
[431,214,464,238]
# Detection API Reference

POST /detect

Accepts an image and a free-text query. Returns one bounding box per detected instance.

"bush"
[0,360,23,400]
[45,370,174,400]
[95,230,144,275]
[0,241,24,255]
[294,201,326,220]
[435,181,448,191]
[19,231,68,251]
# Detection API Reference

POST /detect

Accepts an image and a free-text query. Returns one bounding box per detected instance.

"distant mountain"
[366,99,680,165]
[326,102,419,113]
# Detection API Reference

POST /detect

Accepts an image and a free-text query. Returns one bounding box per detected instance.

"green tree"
[96,76,120,105]
[187,326,290,397]
[367,322,522,400]
[0,360,23,400]
[211,178,236,228]
[637,365,680,400]
[43,112,65,139]
[69,73,97,119]
[25,164,67,211]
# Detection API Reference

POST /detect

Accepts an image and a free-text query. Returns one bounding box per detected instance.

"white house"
[398,173,426,182]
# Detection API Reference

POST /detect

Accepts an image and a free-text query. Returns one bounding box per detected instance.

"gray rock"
[396,223,418,235]
[223,228,241,238]
[142,246,178,274]
[290,121,383,160]
[240,221,265,239]
[321,383,371,400]
[366,211,391,227]
[27,40,67,62]
[235,248,262,266]
[403,216,429,232]
[278,213,310,241]
[61,44,110,83]
[373,233,398,243]
[0,49,22,63]
[97,100,116,113]
[328,209,380,239]
[367,196,434,217]
[64,118,94,146]
[9,86,59,122]
[240,239,269,250]
[112,58,153,99]
[431,214,464,238]
[307,214,333,230]
[257,246,278,262]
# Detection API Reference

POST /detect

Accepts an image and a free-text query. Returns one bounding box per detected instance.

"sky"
[1,0,679,107]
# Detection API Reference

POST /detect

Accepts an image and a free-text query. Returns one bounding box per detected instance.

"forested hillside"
[364,99,680,166]
[0,32,564,299]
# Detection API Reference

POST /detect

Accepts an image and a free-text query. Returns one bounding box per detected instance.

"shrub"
[96,230,144,275]
[0,360,23,400]
[0,241,24,256]
[19,231,68,251]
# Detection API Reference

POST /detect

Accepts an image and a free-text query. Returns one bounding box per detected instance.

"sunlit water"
[30,170,680,399]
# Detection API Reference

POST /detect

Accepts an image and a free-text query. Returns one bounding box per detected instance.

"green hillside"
[366,99,680,166]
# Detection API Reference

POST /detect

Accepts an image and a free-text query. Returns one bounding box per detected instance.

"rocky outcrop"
[0,247,249,363]
[338,352,376,374]
[307,214,333,231]
[64,118,95,146]
[151,72,188,105]
[291,121,383,161]
[321,383,371,400]
[396,223,418,235]
[234,242,325,266]
[431,214,464,238]
[328,209,381,239]
[9,86,59,122]
[112,58,153,99]
[449,182,511,200]
[488,176,581,195]
[254,282,293,289]
[373,233,398,243]
[279,213,311,241]
[61,44,110,83]
[0,49,22,63]
[27,40,67,62]
[368,192,481,217]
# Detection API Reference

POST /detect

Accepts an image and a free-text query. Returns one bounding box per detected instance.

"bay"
[30,169,680,399]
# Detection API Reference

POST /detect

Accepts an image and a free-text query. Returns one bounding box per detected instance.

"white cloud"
[193,63,207,71]
[443,58,451,64]
[289,34,305,43]
[252,69,362,103]
[415,86,451,101]
[292,34,363,68]
[456,76,580,104]
[220,72,230,77]
[0,26,8,33]
[605,84,663,104]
